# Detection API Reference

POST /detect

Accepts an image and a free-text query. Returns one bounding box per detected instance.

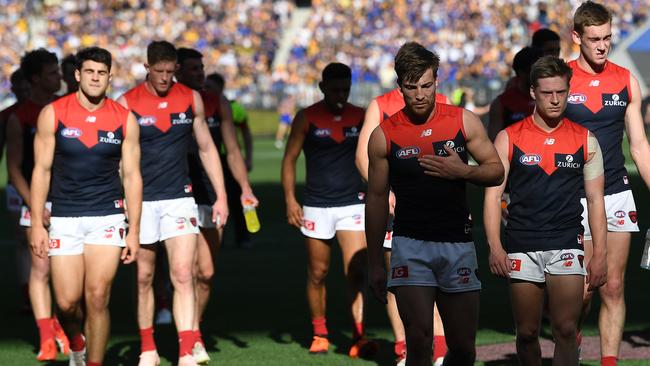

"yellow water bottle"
[243,200,260,233]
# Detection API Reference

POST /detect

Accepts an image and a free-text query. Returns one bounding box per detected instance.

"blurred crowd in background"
[0,0,648,110]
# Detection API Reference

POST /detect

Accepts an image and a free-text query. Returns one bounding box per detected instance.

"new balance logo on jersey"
[544,138,555,145]
[99,131,121,145]
[604,94,627,107]
[589,80,600,87]
[420,129,432,137]
[158,102,168,109]
[568,93,587,104]
[171,112,192,125]
[396,146,420,159]
[556,154,582,169]
[85,115,96,123]
[61,128,82,138]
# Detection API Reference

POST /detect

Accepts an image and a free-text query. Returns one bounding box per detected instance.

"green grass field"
[0,110,648,365]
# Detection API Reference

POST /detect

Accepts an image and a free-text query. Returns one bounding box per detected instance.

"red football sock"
[433,335,447,360]
[179,330,195,356]
[36,318,55,344]
[601,356,617,366]
[87,362,102,366]
[194,330,204,346]
[312,317,328,337]
[353,322,364,339]
[139,327,156,352]
[70,333,85,352]
[394,340,406,357]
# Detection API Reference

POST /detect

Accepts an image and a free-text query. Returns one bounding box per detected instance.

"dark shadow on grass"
[623,328,650,347]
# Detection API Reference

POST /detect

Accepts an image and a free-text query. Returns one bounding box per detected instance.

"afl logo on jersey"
[61,128,82,138]
[313,128,332,137]
[138,116,157,126]
[396,146,420,159]
[568,93,587,104]
[519,154,541,165]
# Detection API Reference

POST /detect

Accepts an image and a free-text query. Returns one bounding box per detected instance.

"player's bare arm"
[483,130,511,278]
[121,112,143,264]
[281,109,307,228]
[192,90,229,228]
[355,99,380,181]
[6,113,30,207]
[29,105,56,258]
[584,131,607,291]
[219,95,258,207]
[625,74,650,189]
[487,97,504,141]
[418,109,504,186]
[365,126,390,305]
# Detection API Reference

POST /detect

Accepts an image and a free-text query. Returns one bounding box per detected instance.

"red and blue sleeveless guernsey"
[122,83,196,201]
[504,116,589,253]
[381,103,472,242]
[564,60,631,196]
[302,101,365,207]
[12,100,46,186]
[188,90,222,205]
[375,88,449,124]
[49,93,129,217]
[496,86,535,129]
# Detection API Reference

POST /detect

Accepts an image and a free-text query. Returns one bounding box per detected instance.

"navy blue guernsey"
[50,94,129,217]
[381,104,472,242]
[302,101,365,207]
[565,60,631,196]
[123,83,195,201]
[504,117,589,253]
[187,90,222,205]
[13,99,45,186]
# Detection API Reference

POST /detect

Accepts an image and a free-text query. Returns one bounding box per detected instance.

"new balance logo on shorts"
[392,266,409,279]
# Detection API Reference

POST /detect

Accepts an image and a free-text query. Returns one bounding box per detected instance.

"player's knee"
[551,321,577,343]
[85,284,110,312]
[307,266,328,285]
[600,277,624,300]
[197,266,214,285]
[516,326,540,345]
[447,343,476,365]
[405,324,433,352]
[31,258,50,279]
[170,265,193,287]
[57,298,80,316]
[137,269,154,290]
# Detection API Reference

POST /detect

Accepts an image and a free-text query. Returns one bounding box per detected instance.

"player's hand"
[30,226,50,259]
[418,146,470,180]
[489,245,511,278]
[586,250,607,291]
[121,231,139,264]
[388,190,396,216]
[369,265,388,304]
[212,197,229,229]
[43,207,52,227]
[240,190,259,208]
[286,199,303,229]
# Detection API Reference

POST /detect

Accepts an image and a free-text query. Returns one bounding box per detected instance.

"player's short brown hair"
[394,42,440,85]
[530,56,573,88]
[574,1,612,35]
[147,40,177,65]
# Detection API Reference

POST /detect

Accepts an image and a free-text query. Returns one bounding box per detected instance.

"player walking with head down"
[366,42,504,366]
[485,56,607,366]
[30,46,142,366]
[282,62,378,358]
[565,3,650,365]
[118,41,229,366]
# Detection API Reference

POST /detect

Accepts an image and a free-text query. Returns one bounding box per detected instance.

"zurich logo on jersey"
[61,128,82,138]
[568,93,587,104]
[519,154,541,165]
[138,116,157,126]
